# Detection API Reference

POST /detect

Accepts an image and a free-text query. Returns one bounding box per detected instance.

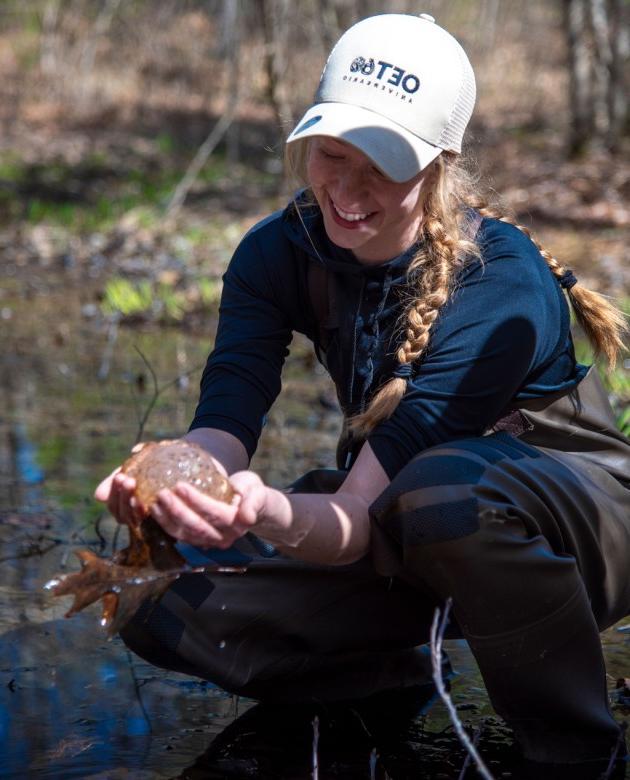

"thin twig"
[312,715,319,780]
[601,721,627,780]
[430,599,495,780]
[457,720,485,780]
[0,540,58,563]
[124,648,153,734]
[132,346,205,444]
[111,522,122,555]
[93,512,108,552]
[369,747,378,779]
[133,345,159,443]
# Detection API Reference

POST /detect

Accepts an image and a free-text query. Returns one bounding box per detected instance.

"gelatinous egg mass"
[121,440,234,512]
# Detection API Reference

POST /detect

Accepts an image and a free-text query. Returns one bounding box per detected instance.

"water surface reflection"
[1,289,629,778]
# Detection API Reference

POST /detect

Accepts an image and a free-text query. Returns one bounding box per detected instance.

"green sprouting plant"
[157,133,176,154]
[573,331,629,435]
[27,198,77,226]
[197,277,222,308]
[102,278,153,317]
[101,275,222,323]
[157,283,185,321]
[617,406,630,438]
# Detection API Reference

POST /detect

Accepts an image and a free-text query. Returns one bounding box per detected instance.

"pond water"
[1,282,629,779]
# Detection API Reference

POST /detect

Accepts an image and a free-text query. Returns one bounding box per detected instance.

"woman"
[97,13,630,768]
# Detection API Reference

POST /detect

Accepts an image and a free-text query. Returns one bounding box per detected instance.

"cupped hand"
[94,468,143,525]
[94,442,147,525]
[149,470,270,549]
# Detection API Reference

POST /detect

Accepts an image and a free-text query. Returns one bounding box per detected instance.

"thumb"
[94,467,121,502]
[230,471,268,526]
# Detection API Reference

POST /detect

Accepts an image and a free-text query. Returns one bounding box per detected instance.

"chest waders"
[370,365,630,763]
[120,238,630,765]
[307,235,630,761]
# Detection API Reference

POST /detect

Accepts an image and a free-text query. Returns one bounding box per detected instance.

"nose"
[334,162,369,205]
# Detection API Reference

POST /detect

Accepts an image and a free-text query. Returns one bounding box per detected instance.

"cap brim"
[286,103,442,183]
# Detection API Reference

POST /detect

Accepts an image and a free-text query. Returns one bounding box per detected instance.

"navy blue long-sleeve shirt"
[190,201,587,479]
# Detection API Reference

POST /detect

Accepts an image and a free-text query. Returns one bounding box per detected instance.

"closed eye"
[320,149,344,160]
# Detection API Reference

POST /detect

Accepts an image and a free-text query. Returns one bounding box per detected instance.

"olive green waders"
[121,368,630,763]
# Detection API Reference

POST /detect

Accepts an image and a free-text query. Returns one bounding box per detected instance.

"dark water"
[1,285,629,778]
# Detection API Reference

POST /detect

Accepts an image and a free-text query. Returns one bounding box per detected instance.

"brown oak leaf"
[46,440,241,637]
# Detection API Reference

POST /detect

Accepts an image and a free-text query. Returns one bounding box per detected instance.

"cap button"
[418,13,435,23]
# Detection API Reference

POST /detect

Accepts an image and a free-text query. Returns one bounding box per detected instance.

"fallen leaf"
[45,440,241,637]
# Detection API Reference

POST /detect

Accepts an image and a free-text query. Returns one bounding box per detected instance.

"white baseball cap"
[286,13,476,183]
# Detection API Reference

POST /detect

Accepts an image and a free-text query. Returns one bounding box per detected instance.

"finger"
[173,482,243,527]
[152,489,229,547]
[110,472,139,525]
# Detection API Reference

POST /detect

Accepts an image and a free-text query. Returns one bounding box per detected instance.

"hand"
[94,443,146,525]
[94,468,142,525]
[149,470,271,549]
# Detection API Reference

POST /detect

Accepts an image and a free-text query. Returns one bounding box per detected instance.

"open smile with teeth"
[331,199,374,222]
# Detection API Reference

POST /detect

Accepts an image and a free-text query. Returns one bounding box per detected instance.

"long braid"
[285,142,627,438]
[349,156,470,435]
[469,201,628,367]
[350,154,627,435]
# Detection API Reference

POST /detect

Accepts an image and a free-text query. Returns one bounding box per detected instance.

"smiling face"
[306,137,433,264]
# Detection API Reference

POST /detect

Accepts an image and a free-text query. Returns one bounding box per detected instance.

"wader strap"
[307,261,339,355]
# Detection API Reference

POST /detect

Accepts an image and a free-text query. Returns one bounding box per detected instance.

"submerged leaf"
[45,440,240,637]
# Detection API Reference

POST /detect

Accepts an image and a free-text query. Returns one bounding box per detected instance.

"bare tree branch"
[430,599,495,780]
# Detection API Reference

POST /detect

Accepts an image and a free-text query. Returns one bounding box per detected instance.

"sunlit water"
[1,284,629,778]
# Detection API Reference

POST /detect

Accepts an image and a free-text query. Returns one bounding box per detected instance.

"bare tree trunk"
[318,0,342,53]
[79,0,123,75]
[607,0,629,151]
[318,0,361,54]
[564,0,594,156]
[564,0,628,155]
[220,0,241,164]
[165,0,242,216]
[258,0,293,138]
[40,0,60,77]
[590,0,613,138]
[478,0,501,49]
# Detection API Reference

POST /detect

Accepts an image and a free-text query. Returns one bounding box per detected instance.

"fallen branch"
[430,599,494,780]
[164,109,236,218]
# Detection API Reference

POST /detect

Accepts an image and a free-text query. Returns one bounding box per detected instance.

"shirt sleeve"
[189,228,294,459]
[368,222,570,479]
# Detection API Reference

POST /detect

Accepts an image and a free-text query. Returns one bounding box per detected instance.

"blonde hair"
[285,142,628,437]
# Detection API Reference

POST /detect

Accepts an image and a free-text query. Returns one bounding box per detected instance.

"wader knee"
[370,438,624,762]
